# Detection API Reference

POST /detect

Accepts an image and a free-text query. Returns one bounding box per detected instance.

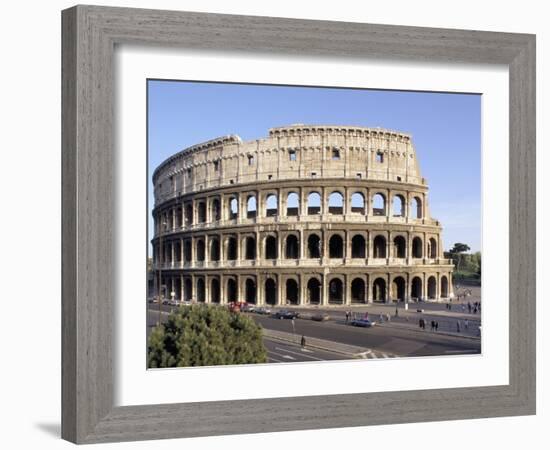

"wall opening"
[196,239,205,261]
[411,276,422,300]
[265,278,277,305]
[265,235,278,259]
[211,198,221,221]
[307,234,321,258]
[265,194,278,217]
[285,235,299,259]
[373,235,387,258]
[393,195,405,217]
[351,278,366,303]
[210,238,220,261]
[328,191,344,214]
[226,237,237,261]
[411,197,422,219]
[226,278,237,303]
[429,238,437,259]
[196,278,205,302]
[184,278,192,301]
[351,234,366,258]
[286,279,299,305]
[441,275,449,298]
[412,237,423,258]
[392,276,406,301]
[210,278,220,303]
[244,236,256,260]
[428,276,437,299]
[329,234,344,258]
[351,192,365,214]
[307,192,321,215]
[197,202,206,223]
[328,278,344,304]
[372,278,386,302]
[373,193,386,216]
[247,195,257,219]
[307,278,321,304]
[245,278,256,304]
[229,197,238,219]
[286,192,299,216]
[393,235,406,258]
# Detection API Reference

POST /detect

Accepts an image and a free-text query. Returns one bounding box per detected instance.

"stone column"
[170,241,175,267]
[255,231,261,263]
[180,275,184,301]
[204,276,210,304]
[299,273,305,306]
[322,276,329,306]
[204,235,209,266]
[220,274,225,305]
[180,238,184,267]
[344,274,351,305]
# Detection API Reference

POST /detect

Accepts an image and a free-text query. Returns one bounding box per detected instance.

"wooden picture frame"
[61,5,536,444]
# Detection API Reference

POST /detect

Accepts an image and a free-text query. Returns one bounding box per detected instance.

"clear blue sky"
[148,80,481,253]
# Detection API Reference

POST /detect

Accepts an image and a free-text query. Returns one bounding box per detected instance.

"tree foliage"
[444,243,481,280]
[449,243,471,254]
[148,305,268,368]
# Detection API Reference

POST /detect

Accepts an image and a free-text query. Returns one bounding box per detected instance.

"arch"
[351,278,366,303]
[228,197,238,219]
[210,278,220,303]
[307,192,321,215]
[209,237,220,261]
[429,237,438,259]
[285,234,299,259]
[184,240,192,262]
[393,235,406,258]
[286,279,299,305]
[373,235,387,258]
[328,278,344,304]
[441,275,449,298]
[307,278,321,304]
[351,192,365,214]
[428,276,437,299]
[197,201,207,223]
[328,191,344,214]
[226,278,237,303]
[372,193,386,216]
[265,193,278,217]
[196,278,205,302]
[226,237,237,261]
[411,196,423,219]
[244,236,256,260]
[184,278,192,301]
[211,198,221,221]
[392,195,405,217]
[351,234,366,258]
[307,234,321,258]
[411,276,423,300]
[265,235,278,259]
[286,192,299,216]
[412,237,423,258]
[245,278,256,304]
[265,278,277,305]
[372,277,387,303]
[247,195,257,218]
[392,276,406,302]
[196,239,205,261]
[184,203,193,225]
[329,234,344,258]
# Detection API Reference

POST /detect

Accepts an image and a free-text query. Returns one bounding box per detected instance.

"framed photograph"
[62,5,535,444]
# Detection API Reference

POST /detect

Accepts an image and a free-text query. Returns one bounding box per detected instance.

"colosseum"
[150,124,454,307]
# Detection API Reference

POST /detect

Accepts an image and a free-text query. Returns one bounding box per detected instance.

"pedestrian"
[456,320,461,333]
[386,313,391,322]
[468,302,472,314]
[473,307,478,314]
[465,319,469,330]
[419,319,423,329]
[395,307,399,317]
[345,311,349,323]
[379,313,384,323]
[430,320,435,331]
[461,304,465,313]
[301,335,306,348]
[435,321,439,332]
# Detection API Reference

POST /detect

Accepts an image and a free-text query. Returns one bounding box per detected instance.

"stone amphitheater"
[150,124,454,306]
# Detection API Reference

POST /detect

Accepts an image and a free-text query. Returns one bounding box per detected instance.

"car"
[168,299,179,306]
[255,306,272,315]
[241,304,257,313]
[274,310,299,320]
[147,297,158,304]
[311,313,330,322]
[350,319,376,328]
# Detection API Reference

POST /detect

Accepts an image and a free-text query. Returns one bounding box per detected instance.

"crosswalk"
[357,350,397,359]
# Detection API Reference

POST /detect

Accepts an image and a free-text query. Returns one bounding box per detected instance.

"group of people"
[419,318,439,331]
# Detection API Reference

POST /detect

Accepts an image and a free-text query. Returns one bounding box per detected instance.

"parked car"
[255,306,272,315]
[311,313,330,322]
[241,303,257,313]
[274,310,299,320]
[350,319,376,328]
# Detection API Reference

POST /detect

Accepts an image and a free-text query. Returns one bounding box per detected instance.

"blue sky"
[148,80,481,253]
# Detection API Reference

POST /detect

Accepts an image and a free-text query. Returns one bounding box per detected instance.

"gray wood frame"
[62,5,536,444]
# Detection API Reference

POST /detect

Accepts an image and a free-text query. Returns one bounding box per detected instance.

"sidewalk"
[262,328,373,358]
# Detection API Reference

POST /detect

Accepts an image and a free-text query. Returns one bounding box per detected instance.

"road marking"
[268,356,285,363]
[269,350,296,360]
[274,346,324,361]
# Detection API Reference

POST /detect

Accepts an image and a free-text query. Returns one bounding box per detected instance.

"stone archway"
[286,279,299,305]
[373,278,386,303]
[265,278,277,305]
[307,278,321,304]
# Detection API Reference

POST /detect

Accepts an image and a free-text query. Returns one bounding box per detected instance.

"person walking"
[430,320,435,331]
[435,321,439,332]
[386,313,391,322]
[419,319,423,329]
[468,302,472,314]
[456,320,461,333]
[301,335,306,348]
[395,307,399,317]
[345,311,349,323]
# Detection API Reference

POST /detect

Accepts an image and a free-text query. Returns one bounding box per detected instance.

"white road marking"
[269,350,296,360]
[274,347,324,361]
[268,356,285,363]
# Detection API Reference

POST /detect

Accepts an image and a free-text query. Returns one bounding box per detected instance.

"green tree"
[449,243,471,254]
[147,305,268,368]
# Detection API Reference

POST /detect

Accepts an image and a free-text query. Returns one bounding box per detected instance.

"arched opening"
[196,278,205,302]
[307,234,321,258]
[245,278,256,304]
[184,278,192,301]
[392,276,406,302]
[429,238,437,259]
[328,191,344,214]
[196,239,205,261]
[411,276,423,300]
[265,235,278,260]
[328,278,344,304]
[392,195,405,217]
[286,192,299,216]
[373,235,387,258]
[373,193,386,216]
[441,275,449,298]
[265,278,277,305]
[209,238,220,261]
[329,234,344,258]
[412,237,423,258]
[210,278,220,303]
[351,192,365,214]
[211,198,221,222]
[411,197,423,219]
[197,202,207,223]
[184,240,192,262]
[244,236,256,260]
[307,192,321,215]
[307,278,321,304]
[247,195,257,218]
[351,234,366,258]
[393,235,406,258]
[226,278,237,303]
[226,237,237,261]
[265,194,278,217]
[286,279,299,305]
[428,276,437,299]
[184,203,193,226]
[351,278,366,303]
[175,206,182,228]
[229,197,238,219]
[372,278,387,302]
[285,235,299,259]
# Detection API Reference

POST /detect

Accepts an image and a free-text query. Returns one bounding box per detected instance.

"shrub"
[147,305,267,368]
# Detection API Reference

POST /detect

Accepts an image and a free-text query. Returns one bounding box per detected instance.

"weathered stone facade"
[151,124,454,305]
